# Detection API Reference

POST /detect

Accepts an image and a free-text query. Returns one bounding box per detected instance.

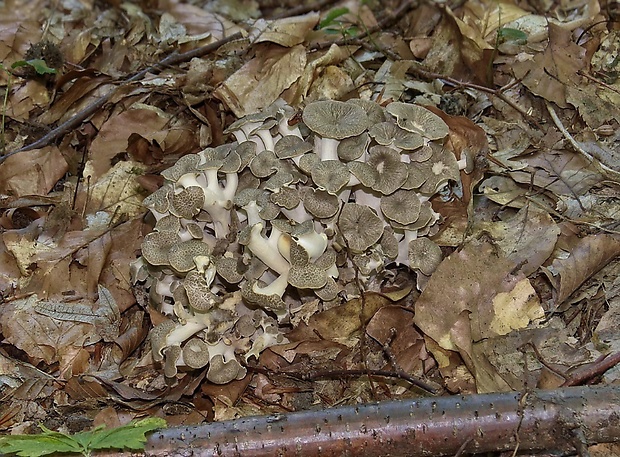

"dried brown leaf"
[0,146,68,197]
[543,234,620,304]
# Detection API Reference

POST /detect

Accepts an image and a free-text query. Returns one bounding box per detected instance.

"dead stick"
[141,386,620,457]
[1,32,243,162]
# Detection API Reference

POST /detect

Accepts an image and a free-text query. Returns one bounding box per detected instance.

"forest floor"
[0,0,619,455]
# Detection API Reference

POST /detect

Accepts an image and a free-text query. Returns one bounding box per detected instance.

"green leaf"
[497,27,528,45]
[0,426,83,457]
[78,418,168,451]
[319,7,350,29]
[0,418,167,457]
[11,59,57,75]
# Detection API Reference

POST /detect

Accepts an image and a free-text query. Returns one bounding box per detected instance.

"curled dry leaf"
[543,233,620,305]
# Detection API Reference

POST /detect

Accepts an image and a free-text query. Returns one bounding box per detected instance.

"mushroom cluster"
[133,99,473,382]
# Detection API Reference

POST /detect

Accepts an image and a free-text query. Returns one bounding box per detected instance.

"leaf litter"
[0,0,618,452]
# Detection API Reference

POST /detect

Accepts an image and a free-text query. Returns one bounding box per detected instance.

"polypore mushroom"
[205,339,247,384]
[302,100,369,161]
[142,230,179,267]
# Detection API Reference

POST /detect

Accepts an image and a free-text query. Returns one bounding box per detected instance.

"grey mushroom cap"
[183,271,221,312]
[270,186,300,210]
[274,135,313,159]
[142,230,179,266]
[164,345,183,378]
[346,99,386,124]
[214,256,245,283]
[170,186,205,219]
[367,145,408,195]
[250,150,281,178]
[168,239,212,273]
[161,154,201,182]
[302,100,370,139]
[311,160,350,195]
[408,237,442,275]
[207,354,247,384]
[151,319,177,362]
[338,203,384,254]
[337,132,369,161]
[380,189,422,225]
[143,184,172,214]
[369,122,424,150]
[386,102,449,140]
[182,338,211,369]
[300,187,339,219]
[416,146,461,195]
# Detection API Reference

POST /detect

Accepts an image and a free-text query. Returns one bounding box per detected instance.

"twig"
[545,100,620,180]
[409,64,542,128]
[0,32,243,163]
[562,351,620,387]
[269,0,339,20]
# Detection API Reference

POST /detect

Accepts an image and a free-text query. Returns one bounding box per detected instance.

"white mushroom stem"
[207,339,236,363]
[315,137,340,161]
[255,129,275,152]
[281,201,313,223]
[253,273,289,298]
[247,223,290,275]
[277,118,303,139]
[293,230,328,261]
[395,229,418,267]
[200,169,238,239]
[166,319,210,347]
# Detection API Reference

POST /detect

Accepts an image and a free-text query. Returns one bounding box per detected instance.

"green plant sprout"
[0,417,167,457]
[0,58,57,154]
[318,7,359,38]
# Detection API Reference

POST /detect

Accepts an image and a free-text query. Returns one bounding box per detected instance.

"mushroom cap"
[150,319,177,362]
[379,226,399,260]
[170,186,205,219]
[297,152,320,175]
[235,141,258,169]
[207,354,247,384]
[337,132,369,161]
[168,239,212,273]
[369,122,424,150]
[161,154,201,182]
[270,186,300,210]
[183,270,220,311]
[347,161,377,187]
[163,345,182,378]
[367,145,408,195]
[288,263,327,289]
[417,146,460,195]
[182,337,211,369]
[380,189,422,225]
[274,135,313,159]
[300,187,340,219]
[311,160,350,195]
[142,230,179,266]
[154,214,181,233]
[302,100,369,140]
[386,102,449,140]
[263,170,294,192]
[338,203,384,254]
[315,276,339,301]
[198,145,242,173]
[143,184,172,214]
[408,237,442,275]
[250,150,280,178]
[214,256,245,284]
[346,99,386,124]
